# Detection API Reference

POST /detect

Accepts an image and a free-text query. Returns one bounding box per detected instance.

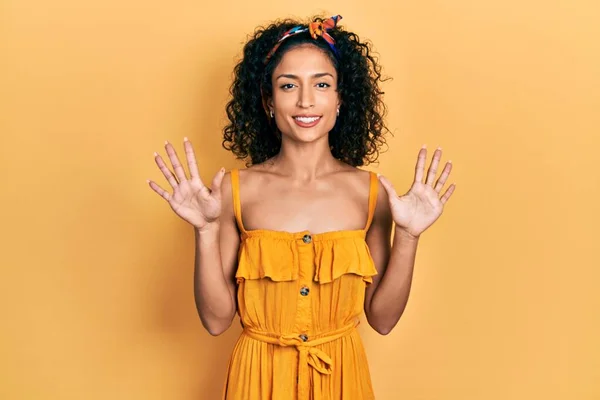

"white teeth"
[295,116,320,123]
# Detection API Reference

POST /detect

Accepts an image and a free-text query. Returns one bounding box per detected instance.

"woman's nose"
[297,86,315,108]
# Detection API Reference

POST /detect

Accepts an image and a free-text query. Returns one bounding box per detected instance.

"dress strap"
[230,168,246,233]
[364,171,379,232]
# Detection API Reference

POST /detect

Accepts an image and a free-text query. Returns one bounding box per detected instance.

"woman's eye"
[280,83,330,90]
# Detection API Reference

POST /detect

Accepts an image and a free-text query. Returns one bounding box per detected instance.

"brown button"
[299,334,308,342]
[300,286,310,296]
[302,234,312,244]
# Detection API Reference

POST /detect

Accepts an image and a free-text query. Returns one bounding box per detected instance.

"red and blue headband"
[264,15,343,64]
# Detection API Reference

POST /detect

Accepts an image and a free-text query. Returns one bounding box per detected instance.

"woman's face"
[268,44,340,143]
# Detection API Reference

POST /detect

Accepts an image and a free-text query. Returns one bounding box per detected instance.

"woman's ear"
[261,94,273,117]
[260,85,274,116]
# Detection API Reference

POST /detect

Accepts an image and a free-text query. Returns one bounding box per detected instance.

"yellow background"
[2,0,599,399]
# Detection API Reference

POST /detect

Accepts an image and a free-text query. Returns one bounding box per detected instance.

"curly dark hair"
[222,15,391,167]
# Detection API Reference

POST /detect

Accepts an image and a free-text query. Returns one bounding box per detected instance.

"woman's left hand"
[377,146,456,239]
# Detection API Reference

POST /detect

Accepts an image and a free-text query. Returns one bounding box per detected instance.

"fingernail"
[165,140,169,145]
[437,146,442,151]
[448,160,452,163]
[184,137,188,142]
[153,152,158,157]
[376,173,381,177]
[422,144,427,149]
[221,167,225,173]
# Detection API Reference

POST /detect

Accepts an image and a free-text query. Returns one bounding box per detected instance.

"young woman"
[148,14,455,400]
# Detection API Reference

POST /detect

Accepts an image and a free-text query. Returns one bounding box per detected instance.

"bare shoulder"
[237,162,270,181]
[370,170,392,222]
[368,169,393,234]
[216,170,241,241]
[219,170,233,212]
[222,165,271,193]
[341,166,392,235]
[354,168,390,220]
[232,165,269,204]
[339,165,371,185]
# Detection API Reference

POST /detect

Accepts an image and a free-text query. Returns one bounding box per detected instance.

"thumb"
[377,174,399,199]
[210,167,226,200]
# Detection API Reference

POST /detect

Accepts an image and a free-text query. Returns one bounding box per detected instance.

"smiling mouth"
[294,116,321,122]
[293,116,322,127]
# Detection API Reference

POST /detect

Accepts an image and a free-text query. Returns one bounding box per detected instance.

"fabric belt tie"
[243,320,360,400]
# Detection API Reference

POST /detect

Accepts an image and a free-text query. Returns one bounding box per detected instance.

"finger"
[154,152,179,189]
[425,147,442,186]
[434,161,452,193]
[210,167,227,201]
[440,183,456,205]
[183,137,203,182]
[165,140,188,183]
[414,145,427,183]
[147,179,171,201]
[377,174,399,199]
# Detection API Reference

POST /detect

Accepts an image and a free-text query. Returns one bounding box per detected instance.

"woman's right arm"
[147,138,239,336]
[193,171,240,335]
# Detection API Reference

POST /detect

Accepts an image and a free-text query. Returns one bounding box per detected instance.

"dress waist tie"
[243,320,360,400]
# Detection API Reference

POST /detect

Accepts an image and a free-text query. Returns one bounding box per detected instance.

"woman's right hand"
[147,138,226,231]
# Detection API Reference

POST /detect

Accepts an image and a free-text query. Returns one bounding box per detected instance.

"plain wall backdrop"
[1,0,599,399]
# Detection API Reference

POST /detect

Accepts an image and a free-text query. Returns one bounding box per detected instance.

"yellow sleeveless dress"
[222,168,379,400]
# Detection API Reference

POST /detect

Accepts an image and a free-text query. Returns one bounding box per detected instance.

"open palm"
[147,138,225,231]
[378,146,456,239]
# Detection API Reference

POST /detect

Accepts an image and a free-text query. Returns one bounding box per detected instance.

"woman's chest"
[241,185,369,233]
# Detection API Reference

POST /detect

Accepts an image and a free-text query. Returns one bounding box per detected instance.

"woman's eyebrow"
[275,72,335,80]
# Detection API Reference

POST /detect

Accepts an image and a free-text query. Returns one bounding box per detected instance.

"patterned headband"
[264,15,343,64]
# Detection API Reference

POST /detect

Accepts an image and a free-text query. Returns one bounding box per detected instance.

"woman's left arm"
[364,146,456,335]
